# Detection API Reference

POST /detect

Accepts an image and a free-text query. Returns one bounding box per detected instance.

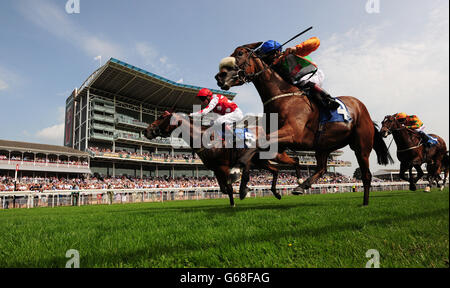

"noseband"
[233,47,272,84]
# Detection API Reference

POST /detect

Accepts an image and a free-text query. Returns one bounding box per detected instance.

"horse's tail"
[373,122,394,165]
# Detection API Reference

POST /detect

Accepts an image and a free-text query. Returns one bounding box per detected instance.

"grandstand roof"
[75,58,236,111]
[0,139,88,157]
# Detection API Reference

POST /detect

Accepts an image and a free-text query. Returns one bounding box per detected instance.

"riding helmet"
[197,88,213,98]
[395,112,407,120]
[259,40,282,55]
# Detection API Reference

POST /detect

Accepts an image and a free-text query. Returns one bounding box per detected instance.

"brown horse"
[442,151,449,190]
[143,111,299,206]
[380,115,448,191]
[215,42,393,206]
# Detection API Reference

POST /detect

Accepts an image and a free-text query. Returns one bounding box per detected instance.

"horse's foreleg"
[425,163,438,189]
[215,169,235,207]
[297,152,329,193]
[399,162,410,181]
[238,163,251,201]
[407,165,417,191]
[270,168,281,199]
[273,151,302,185]
[433,159,443,189]
[256,159,281,200]
[413,165,424,183]
[443,172,448,190]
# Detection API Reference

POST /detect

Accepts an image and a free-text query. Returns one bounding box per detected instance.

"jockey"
[257,38,340,112]
[190,88,244,143]
[395,112,437,146]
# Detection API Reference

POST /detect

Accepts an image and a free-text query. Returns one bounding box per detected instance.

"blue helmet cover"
[260,40,282,54]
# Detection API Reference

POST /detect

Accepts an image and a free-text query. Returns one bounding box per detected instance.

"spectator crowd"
[0,172,361,192]
[88,147,199,162]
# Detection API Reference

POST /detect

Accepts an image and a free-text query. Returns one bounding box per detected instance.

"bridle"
[382,117,423,153]
[232,46,275,84]
[228,46,304,106]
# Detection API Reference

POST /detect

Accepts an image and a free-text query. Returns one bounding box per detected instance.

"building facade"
[0,139,90,178]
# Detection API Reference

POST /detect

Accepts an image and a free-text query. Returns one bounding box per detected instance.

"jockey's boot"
[302,82,340,111]
[419,131,435,147]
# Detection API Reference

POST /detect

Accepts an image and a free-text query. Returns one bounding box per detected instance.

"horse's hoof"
[292,186,305,195]
[409,184,417,191]
[440,186,445,191]
[424,186,431,193]
[239,190,248,200]
[274,193,282,200]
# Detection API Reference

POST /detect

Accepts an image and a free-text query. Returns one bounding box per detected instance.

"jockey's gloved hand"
[285,47,297,54]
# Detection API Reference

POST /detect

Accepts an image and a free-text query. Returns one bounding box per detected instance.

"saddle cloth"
[319,98,352,125]
[233,128,256,148]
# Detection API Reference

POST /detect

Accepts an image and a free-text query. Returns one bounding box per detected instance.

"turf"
[0,188,448,268]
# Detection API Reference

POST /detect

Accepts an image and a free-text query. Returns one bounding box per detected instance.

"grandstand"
[0,139,90,178]
[64,58,351,179]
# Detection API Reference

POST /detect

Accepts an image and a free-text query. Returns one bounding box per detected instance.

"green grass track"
[0,188,448,268]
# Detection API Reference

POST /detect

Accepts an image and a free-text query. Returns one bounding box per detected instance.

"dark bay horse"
[215,42,393,206]
[380,115,448,191]
[144,111,299,206]
[442,152,449,190]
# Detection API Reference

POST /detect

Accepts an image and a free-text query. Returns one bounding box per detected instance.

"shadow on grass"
[109,201,322,217]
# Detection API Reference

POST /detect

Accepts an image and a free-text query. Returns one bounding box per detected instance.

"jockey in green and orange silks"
[257,37,340,112]
[395,113,424,131]
[394,113,437,146]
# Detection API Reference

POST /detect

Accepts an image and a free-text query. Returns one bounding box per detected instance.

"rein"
[397,143,423,153]
[389,124,423,153]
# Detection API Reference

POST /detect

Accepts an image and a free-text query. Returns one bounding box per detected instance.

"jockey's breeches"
[301,68,325,87]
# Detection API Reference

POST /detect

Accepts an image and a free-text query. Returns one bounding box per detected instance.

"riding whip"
[257,26,313,57]
[280,26,313,48]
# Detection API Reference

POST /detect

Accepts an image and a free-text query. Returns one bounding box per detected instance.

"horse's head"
[144,110,176,140]
[380,115,401,138]
[215,42,263,90]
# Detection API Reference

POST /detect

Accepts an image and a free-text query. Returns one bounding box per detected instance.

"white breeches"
[213,108,244,126]
[301,69,325,87]
[415,125,426,133]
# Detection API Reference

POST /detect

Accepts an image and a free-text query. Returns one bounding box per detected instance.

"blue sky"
[0,0,448,176]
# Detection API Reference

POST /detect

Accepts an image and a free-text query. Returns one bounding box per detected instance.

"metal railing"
[0,181,437,210]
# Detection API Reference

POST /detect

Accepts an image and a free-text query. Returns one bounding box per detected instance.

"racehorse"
[442,151,449,189]
[380,115,448,191]
[144,111,301,206]
[215,42,393,206]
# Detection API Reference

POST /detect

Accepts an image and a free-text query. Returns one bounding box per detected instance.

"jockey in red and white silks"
[190,88,244,126]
